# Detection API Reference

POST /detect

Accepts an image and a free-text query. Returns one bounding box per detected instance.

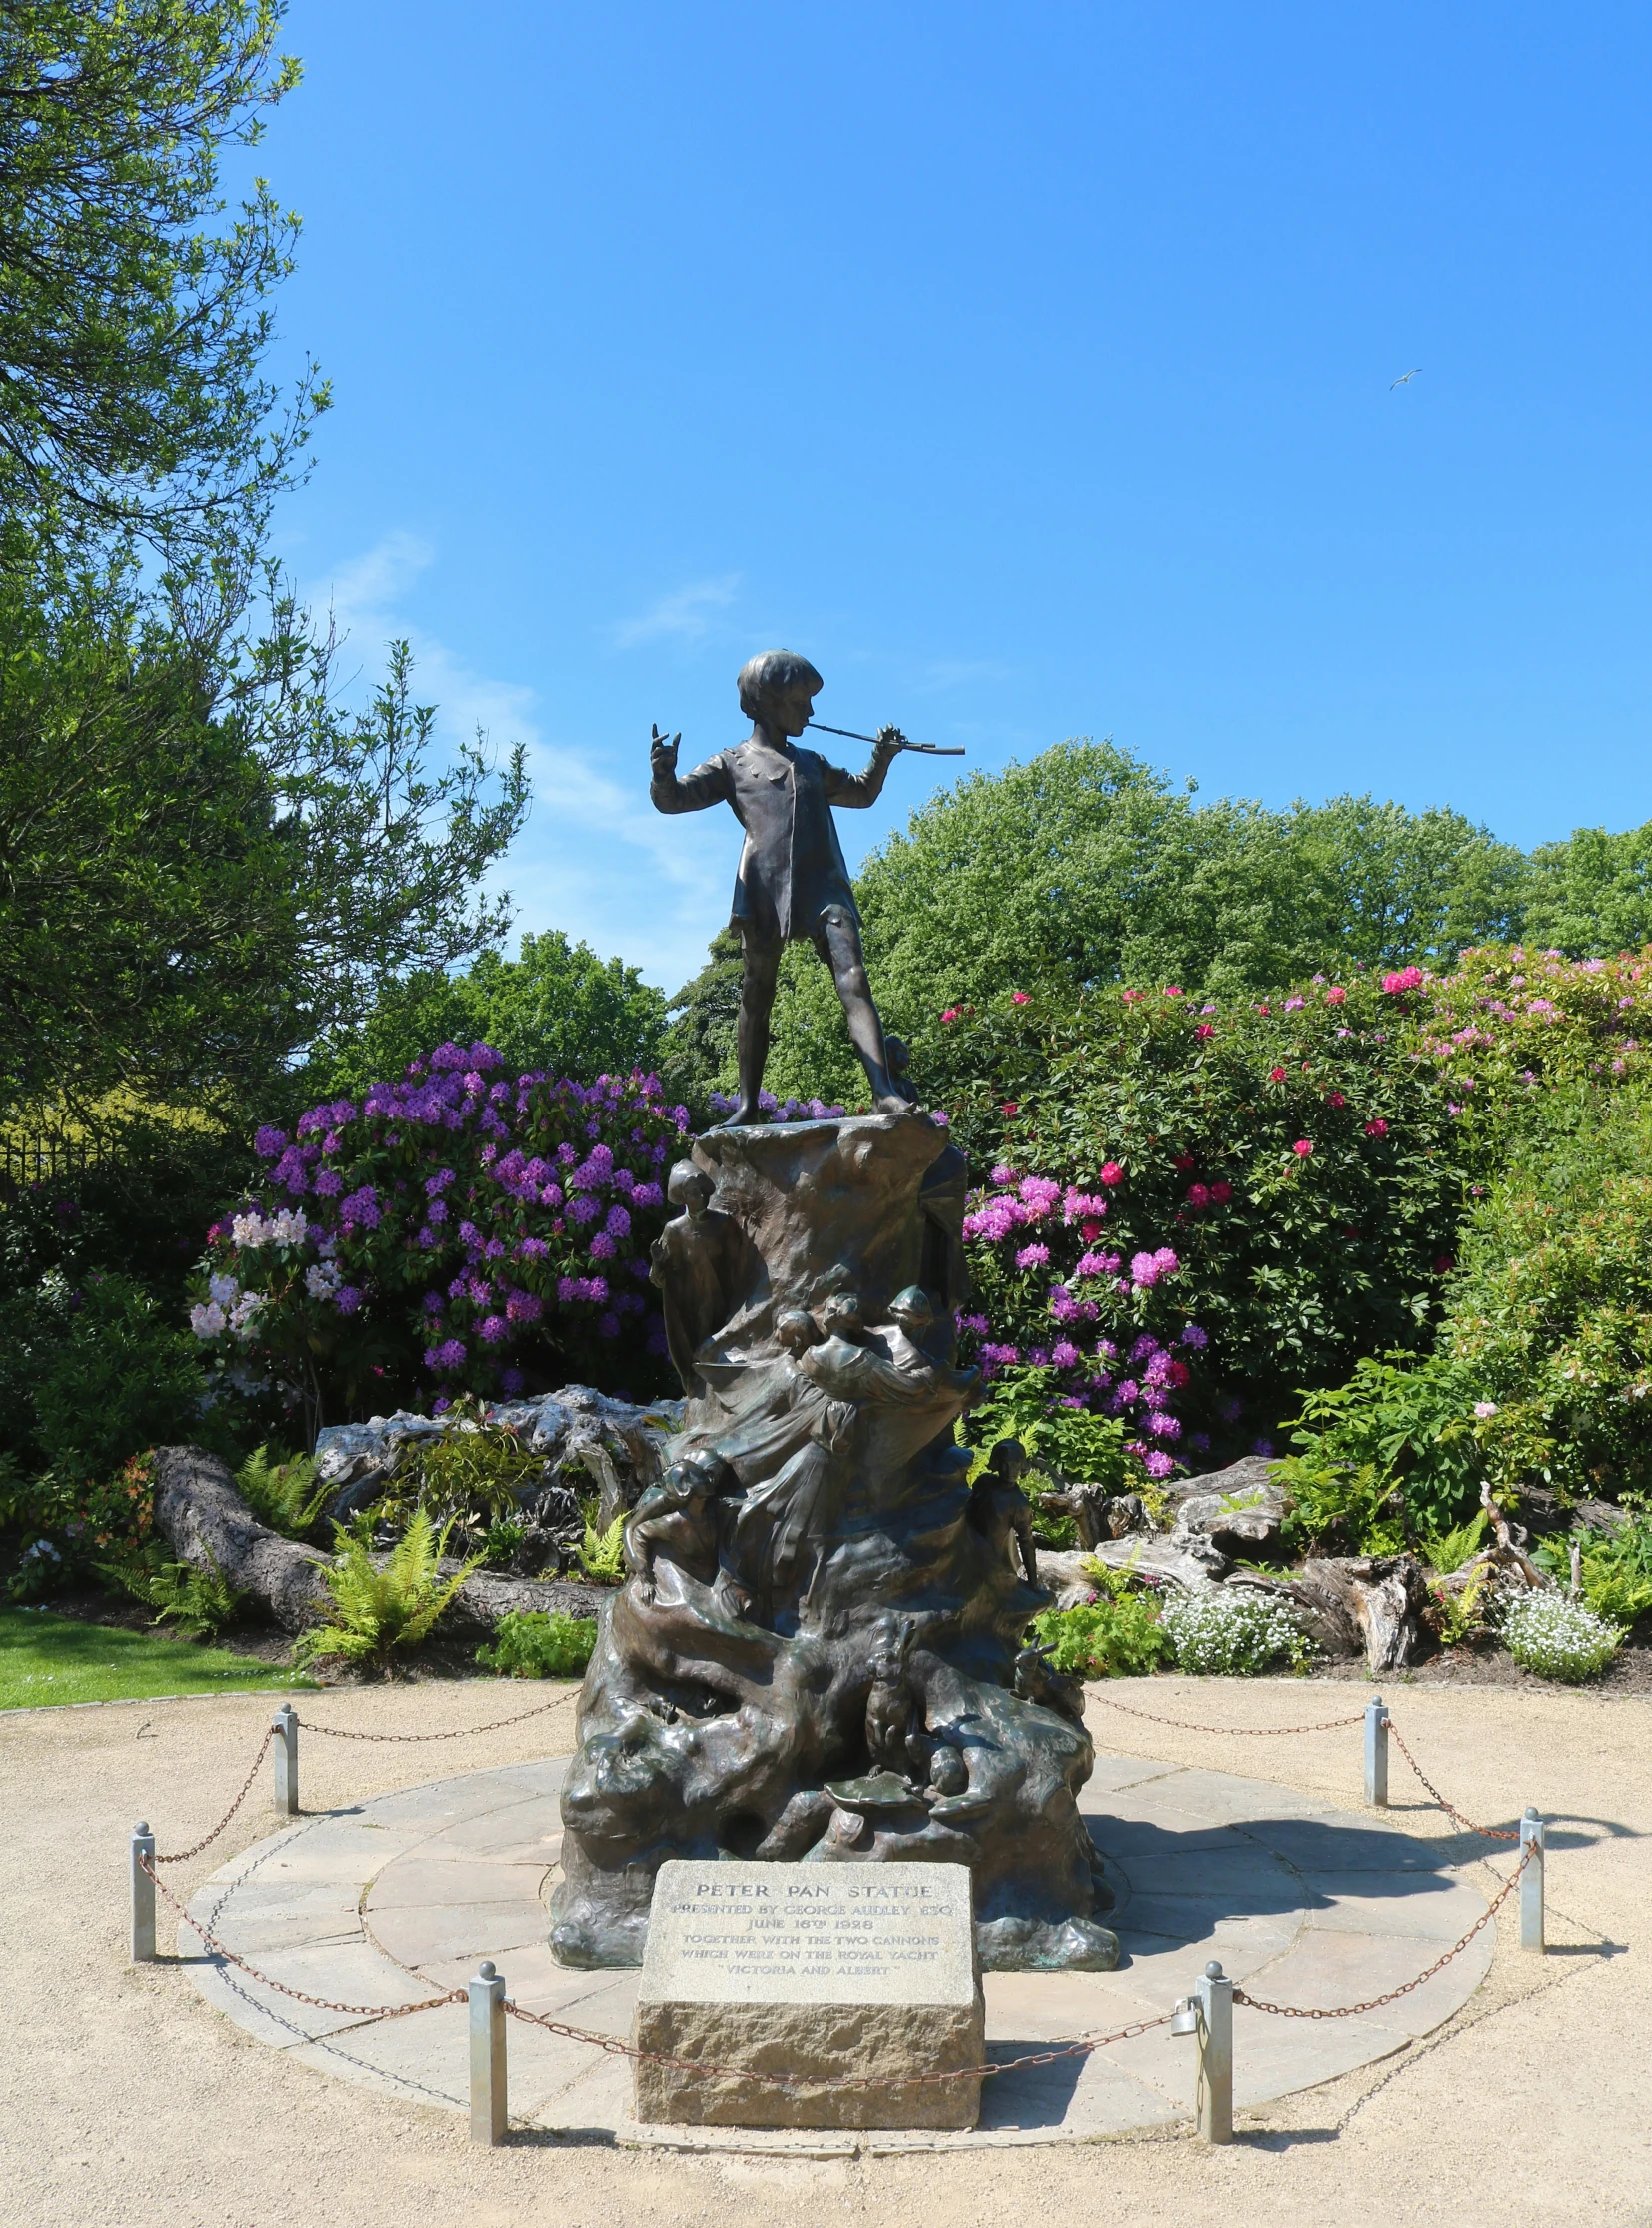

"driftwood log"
[1229,1553,1433,1671]
[152,1445,602,1636]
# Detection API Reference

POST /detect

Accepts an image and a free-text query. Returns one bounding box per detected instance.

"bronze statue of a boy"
[650,649,917,1123]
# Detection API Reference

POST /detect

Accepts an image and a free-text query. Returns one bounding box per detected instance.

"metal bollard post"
[1364,1695,1389,1808]
[131,1823,156,1962]
[1520,1808,1545,1953]
[469,1960,507,2144]
[273,1702,299,1816]
[1195,1959,1233,2144]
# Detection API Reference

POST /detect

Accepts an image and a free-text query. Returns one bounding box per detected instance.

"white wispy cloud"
[610,573,741,649]
[306,534,728,989]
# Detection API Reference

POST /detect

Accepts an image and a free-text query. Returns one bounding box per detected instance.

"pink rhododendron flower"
[1474,1401,1499,1419]
[1326,1091,1345,1109]
[1365,1118,1388,1137]
[1100,1161,1124,1187]
[1163,985,1183,998]
[1269,1066,1287,1083]
[1186,1182,1210,1208]
[1381,966,1425,994]
[1209,1181,1232,1204]
[1010,989,1031,1005]
[1292,1138,1313,1157]
[1015,1242,1051,1269]
[1325,985,1347,1004]
[1196,1023,1214,1039]
[1018,1175,1062,1216]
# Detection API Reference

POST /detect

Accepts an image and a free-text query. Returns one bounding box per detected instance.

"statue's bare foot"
[718,1100,770,1127]
[872,1091,914,1114]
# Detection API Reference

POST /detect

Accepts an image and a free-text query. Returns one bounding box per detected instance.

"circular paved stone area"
[182,1749,1493,2151]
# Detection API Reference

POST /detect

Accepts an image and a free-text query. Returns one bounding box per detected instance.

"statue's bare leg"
[818,907,907,1114]
[725,928,781,1124]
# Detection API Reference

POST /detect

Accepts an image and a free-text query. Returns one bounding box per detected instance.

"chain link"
[1089,1691,1367,1737]
[1384,1719,1521,1840]
[152,1724,277,1864]
[295,1694,573,1744]
[1233,1841,1534,2021]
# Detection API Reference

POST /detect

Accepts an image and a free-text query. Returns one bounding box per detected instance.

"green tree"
[1519,822,1652,957]
[0,561,528,1130]
[0,0,325,559]
[751,741,1529,1107]
[313,930,668,1096]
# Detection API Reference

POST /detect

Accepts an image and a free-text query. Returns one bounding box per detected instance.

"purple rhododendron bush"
[188,1045,686,1435]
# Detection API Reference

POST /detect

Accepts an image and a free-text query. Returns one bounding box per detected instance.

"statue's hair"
[666,1157,713,1204]
[889,1285,933,1322]
[737,648,824,717]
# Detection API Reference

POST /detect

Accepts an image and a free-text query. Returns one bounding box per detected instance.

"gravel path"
[4,1673,1648,2227]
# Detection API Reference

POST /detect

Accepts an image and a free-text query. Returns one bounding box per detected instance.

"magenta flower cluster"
[959,1162,1218,1480]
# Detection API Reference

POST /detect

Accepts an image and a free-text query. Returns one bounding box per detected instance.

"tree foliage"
[312,930,667,1101]
[0,561,528,1128]
[738,741,1528,1107]
[0,0,325,559]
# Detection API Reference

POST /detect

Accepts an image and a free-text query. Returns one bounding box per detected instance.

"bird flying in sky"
[1390,368,1422,389]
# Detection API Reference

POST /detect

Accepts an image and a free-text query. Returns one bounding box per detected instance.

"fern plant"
[1429,1563,1491,1649]
[576,1509,627,1586]
[294,1511,482,1676]
[236,1445,331,1542]
[97,1543,248,1640]
[1418,1511,1488,1576]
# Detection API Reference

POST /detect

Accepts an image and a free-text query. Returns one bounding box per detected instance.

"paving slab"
[182,1746,1501,2148]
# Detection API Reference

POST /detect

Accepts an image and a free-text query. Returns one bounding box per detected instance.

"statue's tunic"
[649,736,894,944]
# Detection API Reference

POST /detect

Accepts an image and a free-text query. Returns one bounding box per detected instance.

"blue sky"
[259,2,1652,990]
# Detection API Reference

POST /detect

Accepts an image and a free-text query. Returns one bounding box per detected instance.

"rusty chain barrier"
[1233,1841,1535,2022]
[295,1694,575,1744]
[1384,1716,1522,1841]
[1089,1692,1367,1737]
[130,1682,1548,2130]
[142,1841,1168,2086]
[152,1723,277,1864]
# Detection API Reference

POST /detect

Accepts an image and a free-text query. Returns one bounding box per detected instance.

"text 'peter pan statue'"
[650,648,918,1124]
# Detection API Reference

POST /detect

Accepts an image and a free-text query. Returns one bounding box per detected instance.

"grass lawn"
[0,1609,315,1710]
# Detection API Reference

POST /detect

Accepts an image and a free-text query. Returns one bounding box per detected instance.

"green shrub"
[294,1511,481,1676]
[1159,1587,1311,1675]
[1276,1456,1406,1557]
[20,1272,217,1481]
[372,1410,547,1544]
[477,1609,597,1678]
[1029,1589,1167,1679]
[1534,1505,1652,1627]
[1500,1592,1621,1682]
[1283,1355,1488,1536]
[1443,1095,1652,1501]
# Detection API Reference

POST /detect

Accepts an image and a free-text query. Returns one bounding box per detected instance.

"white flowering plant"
[1159,1585,1313,1676]
[1500,1591,1621,1683]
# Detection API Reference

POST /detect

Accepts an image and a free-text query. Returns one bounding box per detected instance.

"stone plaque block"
[631,1859,983,2129]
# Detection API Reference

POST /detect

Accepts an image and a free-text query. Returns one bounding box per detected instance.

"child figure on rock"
[649,649,920,1123]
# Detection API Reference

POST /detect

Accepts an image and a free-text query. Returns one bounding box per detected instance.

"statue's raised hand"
[650,723,681,778]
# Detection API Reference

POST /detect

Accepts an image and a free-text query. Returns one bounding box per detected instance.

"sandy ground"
[3,1674,1648,2228]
